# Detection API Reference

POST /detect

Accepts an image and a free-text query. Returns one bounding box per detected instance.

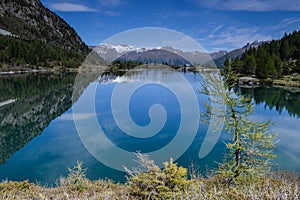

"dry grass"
[0,160,299,200]
[273,74,300,87]
[0,179,131,200]
[0,173,299,200]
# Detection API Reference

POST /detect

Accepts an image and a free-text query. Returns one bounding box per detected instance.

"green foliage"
[111,60,188,71]
[231,57,244,74]
[0,35,87,69]
[0,0,91,69]
[227,31,300,78]
[242,54,256,74]
[60,161,89,192]
[0,0,89,53]
[112,60,144,69]
[201,68,277,183]
[224,61,239,88]
[125,153,193,199]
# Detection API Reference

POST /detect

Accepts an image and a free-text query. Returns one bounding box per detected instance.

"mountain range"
[214,40,264,66]
[0,0,267,69]
[94,44,227,64]
[93,42,263,67]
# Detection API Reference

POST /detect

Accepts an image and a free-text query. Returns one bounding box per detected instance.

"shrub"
[125,153,193,199]
[59,161,89,192]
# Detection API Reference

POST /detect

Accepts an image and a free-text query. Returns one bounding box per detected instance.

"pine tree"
[223,31,300,78]
[231,57,243,73]
[201,65,277,183]
[273,53,283,77]
[242,54,256,74]
[255,48,269,79]
[280,40,289,60]
[223,58,230,74]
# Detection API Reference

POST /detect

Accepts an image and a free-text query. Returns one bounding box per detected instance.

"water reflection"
[0,71,299,184]
[0,73,76,164]
[86,69,201,171]
[237,85,300,172]
[238,86,300,118]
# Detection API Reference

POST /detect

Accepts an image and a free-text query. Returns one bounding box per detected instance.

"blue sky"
[41,0,300,52]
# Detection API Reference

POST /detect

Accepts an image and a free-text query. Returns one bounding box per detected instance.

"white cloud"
[281,17,300,24]
[154,13,170,20]
[208,25,224,38]
[103,11,120,16]
[50,3,97,12]
[98,0,123,7]
[262,17,300,39]
[195,0,300,11]
[206,26,271,49]
[271,17,300,31]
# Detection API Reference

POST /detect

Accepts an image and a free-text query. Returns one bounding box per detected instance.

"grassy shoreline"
[273,74,300,88]
[238,74,300,88]
[1,162,299,200]
[1,172,299,199]
[3,66,299,88]
[0,66,79,75]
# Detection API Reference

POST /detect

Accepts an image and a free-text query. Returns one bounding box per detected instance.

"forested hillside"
[225,31,300,79]
[0,0,90,69]
[0,35,88,68]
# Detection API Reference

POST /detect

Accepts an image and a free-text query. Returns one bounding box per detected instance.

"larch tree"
[201,64,277,183]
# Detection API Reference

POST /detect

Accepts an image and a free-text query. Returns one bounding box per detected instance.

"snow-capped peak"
[98,43,146,54]
[94,44,154,62]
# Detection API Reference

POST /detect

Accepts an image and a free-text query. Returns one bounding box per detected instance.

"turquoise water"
[0,71,299,184]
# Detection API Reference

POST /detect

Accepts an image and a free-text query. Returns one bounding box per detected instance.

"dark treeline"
[110,60,190,71]
[236,86,300,118]
[112,60,144,69]
[224,31,300,79]
[0,35,89,69]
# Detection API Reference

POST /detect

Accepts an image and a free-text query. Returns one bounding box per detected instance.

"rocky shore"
[238,74,300,88]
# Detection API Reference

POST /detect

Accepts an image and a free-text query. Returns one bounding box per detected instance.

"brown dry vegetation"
[0,158,299,200]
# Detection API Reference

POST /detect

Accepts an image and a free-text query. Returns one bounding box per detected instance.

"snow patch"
[0,99,17,107]
[0,28,13,36]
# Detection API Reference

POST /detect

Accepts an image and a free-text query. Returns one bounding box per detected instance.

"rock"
[238,76,260,86]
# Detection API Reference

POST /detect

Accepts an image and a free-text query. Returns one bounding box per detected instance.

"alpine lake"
[0,69,299,185]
